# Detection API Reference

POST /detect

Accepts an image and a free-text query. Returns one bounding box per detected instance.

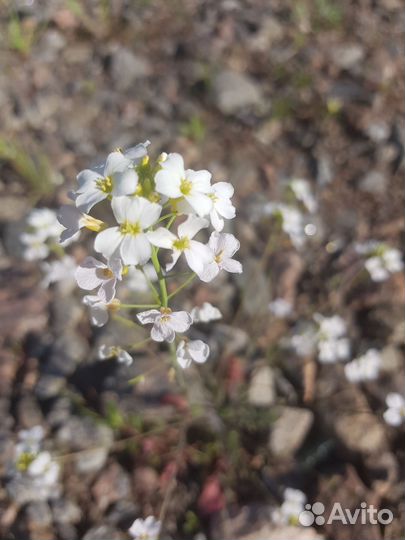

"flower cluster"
[21,208,65,261]
[291,313,350,364]
[344,348,381,383]
[57,142,242,368]
[272,487,307,526]
[7,426,60,504]
[355,241,403,282]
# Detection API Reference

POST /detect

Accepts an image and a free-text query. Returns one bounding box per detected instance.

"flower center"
[209,193,219,203]
[180,178,192,196]
[101,268,114,279]
[120,221,141,235]
[16,451,37,472]
[214,250,224,263]
[172,237,190,251]
[96,176,113,193]
[160,307,172,322]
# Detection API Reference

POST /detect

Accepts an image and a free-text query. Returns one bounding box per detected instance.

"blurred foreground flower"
[383,393,405,427]
[129,516,161,540]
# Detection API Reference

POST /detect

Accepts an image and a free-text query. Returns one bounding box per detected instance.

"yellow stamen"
[96,176,113,193]
[180,178,192,196]
[172,237,190,251]
[120,221,141,235]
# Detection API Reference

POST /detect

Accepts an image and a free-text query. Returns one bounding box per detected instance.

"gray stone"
[381,346,403,373]
[46,331,89,376]
[35,374,66,399]
[359,170,387,194]
[52,498,82,524]
[83,525,123,540]
[111,48,150,90]
[331,44,365,70]
[248,365,276,407]
[269,407,313,457]
[213,71,263,115]
[334,412,386,454]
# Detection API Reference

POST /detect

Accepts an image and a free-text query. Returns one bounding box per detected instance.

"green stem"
[157,212,177,224]
[151,247,168,308]
[119,303,160,309]
[167,273,196,300]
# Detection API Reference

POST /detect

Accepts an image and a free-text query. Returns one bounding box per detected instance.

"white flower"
[208,182,235,231]
[98,345,132,365]
[147,215,212,275]
[137,308,192,343]
[288,179,317,213]
[383,393,405,427]
[75,256,122,303]
[126,264,157,293]
[21,232,50,261]
[264,203,305,248]
[199,232,243,283]
[26,208,62,240]
[344,349,381,383]
[83,295,110,327]
[57,204,103,245]
[365,249,403,282]
[94,196,161,265]
[27,451,60,486]
[314,314,350,363]
[74,150,144,213]
[269,298,293,318]
[129,516,161,540]
[15,426,44,457]
[155,153,213,217]
[41,256,76,288]
[176,339,209,368]
[191,302,222,323]
[272,488,306,525]
[290,327,318,357]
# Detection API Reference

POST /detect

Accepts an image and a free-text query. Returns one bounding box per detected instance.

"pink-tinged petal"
[138,199,162,229]
[213,181,234,198]
[75,188,106,213]
[120,233,151,265]
[94,227,122,258]
[111,196,131,224]
[104,151,131,176]
[165,250,182,272]
[178,215,208,239]
[147,228,177,249]
[137,309,160,325]
[221,257,243,274]
[151,323,175,343]
[199,261,220,283]
[98,279,116,303]
[167,311,192,333]
[112,168,139,196]
[76,169,100,191]
[188,340,210,363]
[185,192,213,217]
[186,169,212,193]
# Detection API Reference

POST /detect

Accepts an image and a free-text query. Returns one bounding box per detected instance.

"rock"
[83,525,123,540]
[52,498,82,525]
[331,44,365,70]
[359,170,387,194]
[56,417,113,474]
[269,407,313,458]
[106,500,139,529]
[45,331,89,376]
[46,397,72,428]
[92,463,131,512]
[334,413,386,454]
[35,374,66,399]
[212,71,263,115]
[23,501,53,540]
[111,48,150,90]
[17,395,43,427]
[248,365,276,407]
[239,260,270,318]
[381,346,403,373]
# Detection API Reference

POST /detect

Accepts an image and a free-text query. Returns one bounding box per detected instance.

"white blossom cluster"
[291,313,350,364]
[129,516,161,540]
[21,208,65,261]
[7,426,60,504]
[272,487,307,526]
[355,241,403,282]
[56,142,242,368]
[344,348,381,383]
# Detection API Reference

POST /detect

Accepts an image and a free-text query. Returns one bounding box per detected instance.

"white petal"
[215,198,236,219]
[186,169,212,193]
[188,340,209,363]
[98,344,113,359]
[210,209,224,232]
[112,168,139,196]
[185,192,213,217]
[199,261,220,283]
[75,259,105,291]
[124,141,150,161]
[138,199,162,229]
[386,393,405,409]
[178,215,208,240]
[94,227,122,258]
[167,311,192,333]
[120,233,151,265]
[213,181,234,198]
[165,250,182,272]
[151,322,175,343]
[155,170,182,198]
[185,242,212,274]
[57,205,82,230]
[90,304,109,327]
[383,409,403,427]
[76,169,100,191]
[98,279,116,303]
[104,151,131,176]
[147,228,177,249]
[111,196,131,224]
[221,257,243,274]
[137,309,161,325]
[75,188,106,213]
[118,350,133,365]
